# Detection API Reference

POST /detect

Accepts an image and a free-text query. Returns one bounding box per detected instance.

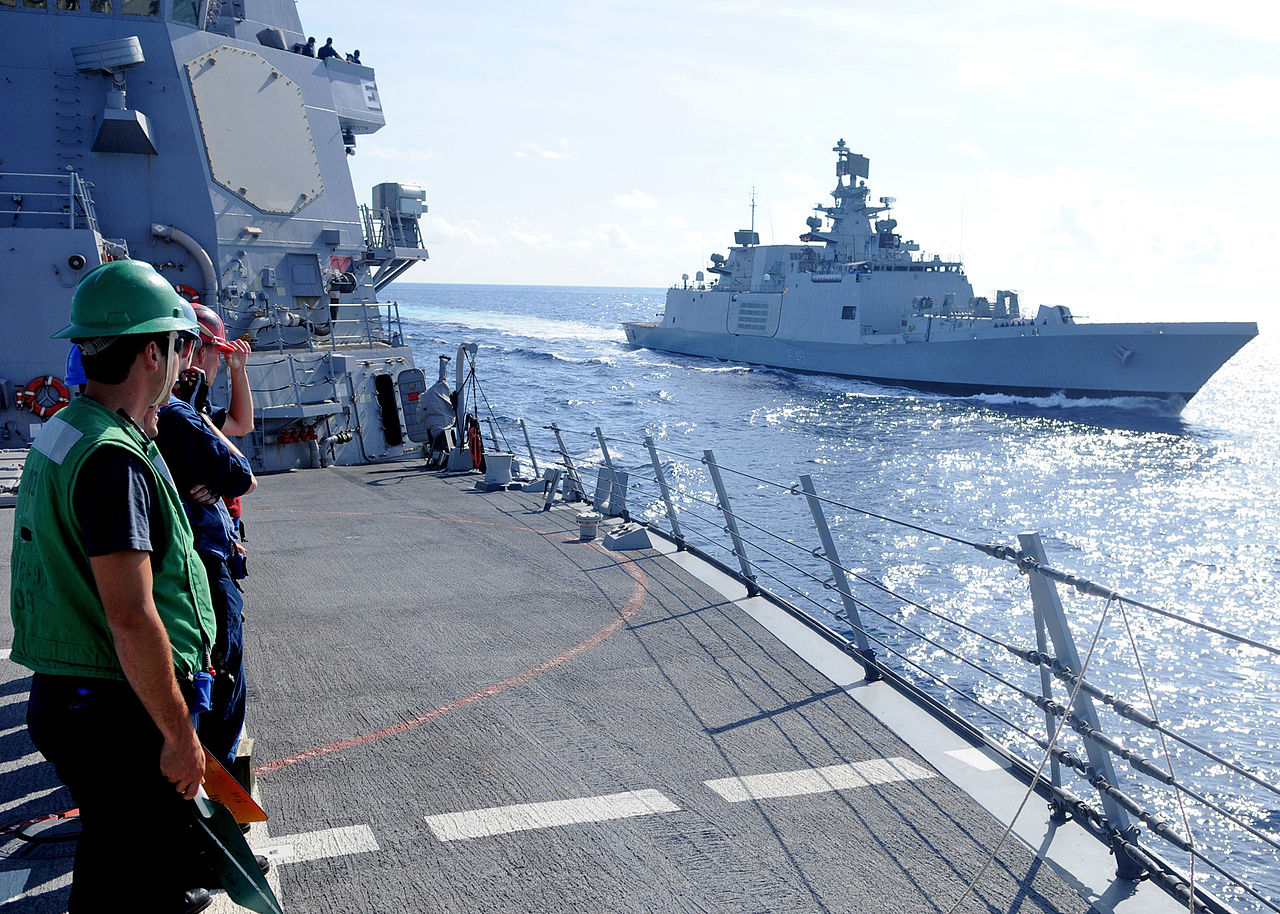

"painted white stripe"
[257,824,379,866]
[0,751,44,776]
[705,756,936,803]
[2,871,72,905]
[946,747,1007,772]
[0,785,63,817]
[0,723,25,740]
[0,870,34,906]
[425,789,680,842]
[0,691,27,709]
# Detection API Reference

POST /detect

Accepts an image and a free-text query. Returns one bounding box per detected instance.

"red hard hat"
[194,303,236,353]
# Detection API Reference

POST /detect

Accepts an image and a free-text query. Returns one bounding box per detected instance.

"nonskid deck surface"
[0,466,1092,913]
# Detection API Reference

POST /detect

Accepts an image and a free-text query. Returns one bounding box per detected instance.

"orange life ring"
[174,284,201,304]
[22,375,71,419]
[466,417,485,471]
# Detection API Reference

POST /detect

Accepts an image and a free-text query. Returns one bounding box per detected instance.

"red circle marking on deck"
[255,534,648,776]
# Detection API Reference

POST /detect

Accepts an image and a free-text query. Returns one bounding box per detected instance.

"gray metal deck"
[1,464,1103,912]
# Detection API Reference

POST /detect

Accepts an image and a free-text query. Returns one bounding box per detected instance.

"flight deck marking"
[704,756,935,803]
[0,692,26,709]
[0,751,43,776]
[1,872,70,906]
[0,785,62,817]
[256,528,647,776]
[424,789,680,842]
[256,824,380,865]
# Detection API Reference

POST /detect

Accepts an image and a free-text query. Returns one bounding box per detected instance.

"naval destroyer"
[0,0,437,472]
[624,140,1257,406]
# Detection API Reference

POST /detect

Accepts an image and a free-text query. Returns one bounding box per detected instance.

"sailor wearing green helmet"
[10,260,220,912]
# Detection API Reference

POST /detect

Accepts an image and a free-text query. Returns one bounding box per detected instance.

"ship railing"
[359,204,378,250]
[241,297,404,451]
[359,204,424,252]
[324,301,403,348]
[0,170,100,233]
[488,418,1279,914]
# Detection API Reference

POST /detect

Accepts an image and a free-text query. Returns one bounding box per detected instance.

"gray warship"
[2,3,1278,914]
[624,140,1258,406]
[0,0,432,470]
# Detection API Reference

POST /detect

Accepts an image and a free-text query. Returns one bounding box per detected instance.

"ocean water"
[391,282,1279,911]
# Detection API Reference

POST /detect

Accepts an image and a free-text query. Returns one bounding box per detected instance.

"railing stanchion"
[549,423,584,501]
[704,449,757,594]
[520,419,540,477]
[645,435,683,547]
[1019,531,1142,879]
[798,474,880,681]
[486,417,500,452]
[594,427,614,472]
[1032,580,1064,796]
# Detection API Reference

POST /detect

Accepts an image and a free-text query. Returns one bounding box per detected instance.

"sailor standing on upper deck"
[155,303,257,775]
[9,260,218,911]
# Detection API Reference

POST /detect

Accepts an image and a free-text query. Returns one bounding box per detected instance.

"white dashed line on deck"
[704,756,936,803]
[0,751,44,776]
[257,824,380,866]
[1,872,71,906]
[425,789,681,842]
[0,785,63,817]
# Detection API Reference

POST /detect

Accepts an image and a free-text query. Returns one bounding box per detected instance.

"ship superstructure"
[0,0,435,470]
[624,140,1256,405]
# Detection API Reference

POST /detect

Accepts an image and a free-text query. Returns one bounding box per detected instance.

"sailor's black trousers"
[27,673,203,912]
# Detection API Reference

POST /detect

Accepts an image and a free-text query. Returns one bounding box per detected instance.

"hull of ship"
[622,321,1257,403]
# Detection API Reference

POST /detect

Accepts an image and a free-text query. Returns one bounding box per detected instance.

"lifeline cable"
[797,483,1280,659]
[943,596,1114,914]
[1117,600,1197,912]
[464,348,514,453]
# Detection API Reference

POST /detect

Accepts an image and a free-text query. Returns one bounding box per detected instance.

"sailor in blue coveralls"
[154,304,257,771]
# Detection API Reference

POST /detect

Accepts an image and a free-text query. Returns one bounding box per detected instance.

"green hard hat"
[53,260,200,340]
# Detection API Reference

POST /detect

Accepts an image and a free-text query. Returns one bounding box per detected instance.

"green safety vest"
[9,396,215,682]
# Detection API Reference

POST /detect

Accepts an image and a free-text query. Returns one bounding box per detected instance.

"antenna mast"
[750,185,756,234]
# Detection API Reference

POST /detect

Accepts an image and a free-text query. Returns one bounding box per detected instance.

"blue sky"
[298,0,1278,324]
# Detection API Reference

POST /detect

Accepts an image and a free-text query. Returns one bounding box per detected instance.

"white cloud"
[950,141,988,159]
[613,189,658,208]
[597,224,638,248]
[1056,0,1280,42]
[420,214,495,246]
[780,172,821,189]
[952,58,1016,88]
[1161,73,1280,127]
[507,230,555,247]
[514,139,573,160]
[358,143,438,162]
